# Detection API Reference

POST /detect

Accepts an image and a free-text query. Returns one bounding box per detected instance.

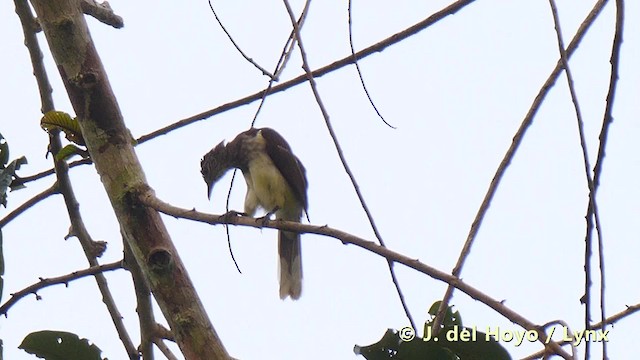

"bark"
[28,1,230,359]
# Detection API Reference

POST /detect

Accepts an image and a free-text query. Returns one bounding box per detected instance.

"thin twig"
[207,0,274,79]
[14,1,138,357]
[283,0,417,329]
[431,0,609,333]
[0,182,59,229]
[14,158,92,187]
[348,0,395,128]
[140,192,572,359]
[135,0,477,145]
[547,1,606,358]
[289,0,415,330]
[0,261,123,316]
[522,302,640,360]
[249,0,311,129]
[591,1,624,358]
[540,320,578,359]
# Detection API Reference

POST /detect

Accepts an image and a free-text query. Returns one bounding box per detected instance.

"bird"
[201,127,308,300]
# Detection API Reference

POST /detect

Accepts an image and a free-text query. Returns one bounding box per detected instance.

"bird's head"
[200,141,230,199]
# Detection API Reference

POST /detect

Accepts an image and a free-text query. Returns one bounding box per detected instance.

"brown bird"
[201,128,308,299]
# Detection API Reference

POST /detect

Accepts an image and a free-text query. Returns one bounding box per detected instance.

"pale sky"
[1,1,639,359]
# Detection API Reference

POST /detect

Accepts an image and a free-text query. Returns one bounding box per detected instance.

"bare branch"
[547,1,607,357]
[523,302,640,360]
[16,0,477,187]
[14,158,92,187]
[153,339,179,360]
[0,261,123,316]
[0,182,58,229]
[80,0,124,29]
[124,239,153,360]
[348,0,395,128]
[135,0,478,145]
[283,0,418,329]
[432,0,609,333]
[207,0,274,78]
[590,0,624,355]
[140,193,573,359]
[272,0,311,81]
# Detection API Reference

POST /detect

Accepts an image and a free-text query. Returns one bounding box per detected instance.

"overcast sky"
[1,1,639,359]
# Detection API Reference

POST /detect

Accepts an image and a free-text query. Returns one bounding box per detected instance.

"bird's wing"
[260,128,309,212]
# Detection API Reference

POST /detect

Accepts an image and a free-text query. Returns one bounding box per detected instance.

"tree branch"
[522,302,640,360]
[0,261,123,316]
[282,0,415,331]
[431,0,609,334]
[140,192,573,359]
[135,0,477,144]
[207,0,273,78]
[0,182,58,229]
[14,0,476,188]
[80,0,123,28]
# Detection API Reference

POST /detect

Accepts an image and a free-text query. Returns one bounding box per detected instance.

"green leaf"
[0,156,28,208]
[54,144,90,162]
[0,229,3,303]
[428,326,511,360]
[19,331,103,360]
[41,111,85,146]
[0,133,9,168]
[355,327,511,360]
[427,301,462,328]
[354,329,456,360]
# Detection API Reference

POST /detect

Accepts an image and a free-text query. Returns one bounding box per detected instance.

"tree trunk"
[29,1,230,359]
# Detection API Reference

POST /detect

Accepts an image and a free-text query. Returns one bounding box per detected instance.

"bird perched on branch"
[201,127,308,300]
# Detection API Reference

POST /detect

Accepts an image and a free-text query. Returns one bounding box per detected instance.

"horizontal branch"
[0,260,123,316]
[140,192,572,359]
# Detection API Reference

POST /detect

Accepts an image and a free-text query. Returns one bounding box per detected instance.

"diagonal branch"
[431,0,610,333]
[207,0,274,79]
[0,260,123,316]
[135,0,477,145]
[80,0,123,28]
[0,182,58,229]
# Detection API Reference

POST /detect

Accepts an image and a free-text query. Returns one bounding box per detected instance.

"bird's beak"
[206,182,213,200]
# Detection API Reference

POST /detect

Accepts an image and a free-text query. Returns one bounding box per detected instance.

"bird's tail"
[278,229,302,300]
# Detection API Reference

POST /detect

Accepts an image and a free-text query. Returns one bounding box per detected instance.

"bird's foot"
[255,206,280,227]
[218,210,247,223]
